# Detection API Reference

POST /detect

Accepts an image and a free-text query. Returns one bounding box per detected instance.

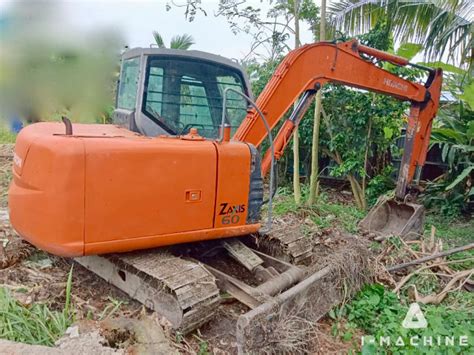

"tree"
[293,0,302,205]
[308,0,326,205]
[313,23,411,210]
[152,31,195,50]
[329,0,473,65]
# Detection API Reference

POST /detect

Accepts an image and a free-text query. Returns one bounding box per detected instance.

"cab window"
[142,57,248,139]
[117,57,140,110]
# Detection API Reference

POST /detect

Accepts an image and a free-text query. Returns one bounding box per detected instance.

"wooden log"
[387,242,474,272]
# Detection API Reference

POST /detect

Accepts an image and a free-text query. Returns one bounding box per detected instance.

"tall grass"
[0,126,17,144]
[0,266,74,346]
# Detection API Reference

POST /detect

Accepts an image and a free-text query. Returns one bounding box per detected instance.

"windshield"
[142,57,248,139]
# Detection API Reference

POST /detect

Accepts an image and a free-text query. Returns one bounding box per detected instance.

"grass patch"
[270,186,364,233]
[0,126,17,144]
[332,284,474,354]
[424,213,474,270]
[425,213,474,246]
[0,266,74,346]
[322,213,474,353]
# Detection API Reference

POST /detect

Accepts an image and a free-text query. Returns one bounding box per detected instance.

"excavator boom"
[235,39,442,200]
[233,39,442,238]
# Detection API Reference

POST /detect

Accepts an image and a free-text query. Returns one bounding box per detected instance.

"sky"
[0,0,321,60]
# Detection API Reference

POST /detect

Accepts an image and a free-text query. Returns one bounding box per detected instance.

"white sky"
[1,0,321,60]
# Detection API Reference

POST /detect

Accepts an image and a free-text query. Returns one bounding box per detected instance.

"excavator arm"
[234,39,442,200]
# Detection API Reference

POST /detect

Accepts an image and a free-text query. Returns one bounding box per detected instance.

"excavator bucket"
[359,196,425,239]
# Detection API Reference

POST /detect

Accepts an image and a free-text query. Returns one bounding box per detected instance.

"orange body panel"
[214,142,251,228]
[9,123,260,256]
[9,123,89,256]
[83,136,218,243]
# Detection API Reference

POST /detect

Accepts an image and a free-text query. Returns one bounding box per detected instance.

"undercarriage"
[75,232,337,352]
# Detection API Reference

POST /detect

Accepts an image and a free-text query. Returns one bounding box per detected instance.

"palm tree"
[329,0,473,64]
[152,31,195,50]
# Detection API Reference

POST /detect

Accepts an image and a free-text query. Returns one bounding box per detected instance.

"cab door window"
[117,57,140,110]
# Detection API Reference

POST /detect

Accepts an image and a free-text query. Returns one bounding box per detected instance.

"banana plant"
[424,64,473,215]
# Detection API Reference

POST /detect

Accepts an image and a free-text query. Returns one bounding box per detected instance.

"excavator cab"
[112,48,251,139]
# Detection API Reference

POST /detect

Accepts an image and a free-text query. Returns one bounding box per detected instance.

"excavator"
[8,40,442,349]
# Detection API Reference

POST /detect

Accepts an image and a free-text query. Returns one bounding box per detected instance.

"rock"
[65,325,80,338]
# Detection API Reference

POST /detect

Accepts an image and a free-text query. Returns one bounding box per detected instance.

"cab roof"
[122,47,245,74]
[121,47,252,99]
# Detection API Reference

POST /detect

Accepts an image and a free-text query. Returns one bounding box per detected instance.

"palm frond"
[329,0,473,64]
[153,31,166,48]
[170,34,195,50]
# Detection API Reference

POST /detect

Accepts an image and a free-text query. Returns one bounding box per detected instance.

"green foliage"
[423,67,473,216]
[357,20,391,52]
[396,43,423,61]
[99,297,125,321]
[272,185,365,233]
[365,166,396,207]
[0,266,74,346]
[152,31,195,50]
[425,213,474,270]
[330,0,473,64]
[170,34,195,50]
[460,82,474,111]
[0,126,16,144]
[340,284,474,354]
[417,61,466,75]
[193,333,210,355]
[312,192,365,232]
[272,0,319,33]
[153,31,165,48]
[319,83,405,177]
[246,58,283,98]
[424,213,474,247]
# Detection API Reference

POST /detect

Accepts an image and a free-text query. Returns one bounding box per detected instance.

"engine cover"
[9,123,261,256]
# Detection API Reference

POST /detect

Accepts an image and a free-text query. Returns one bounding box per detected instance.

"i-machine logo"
[402,303,427,329]
[361,302,470,349]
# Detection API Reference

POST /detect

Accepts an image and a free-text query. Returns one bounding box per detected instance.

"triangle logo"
[402,303,428,329]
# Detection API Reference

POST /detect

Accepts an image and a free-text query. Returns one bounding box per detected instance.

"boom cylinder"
[355,43,409,66]
[261,90,317,176]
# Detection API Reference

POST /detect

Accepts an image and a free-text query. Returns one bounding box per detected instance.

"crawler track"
[76,249,220,333]
[252,231,313,265]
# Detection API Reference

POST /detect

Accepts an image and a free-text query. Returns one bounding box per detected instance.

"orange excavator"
[8,40,442,347]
